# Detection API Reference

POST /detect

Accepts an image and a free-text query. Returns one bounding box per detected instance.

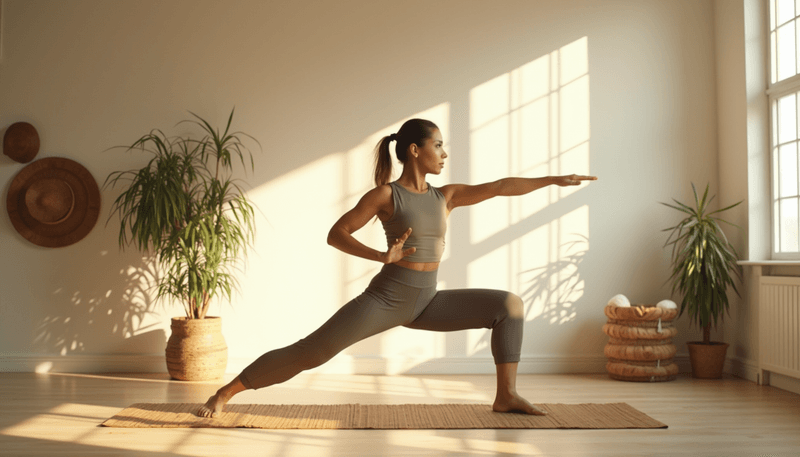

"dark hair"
[373,118,439,187]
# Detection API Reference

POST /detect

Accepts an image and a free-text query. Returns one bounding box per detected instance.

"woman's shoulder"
[373,183,394,196]
[360,183,394,206]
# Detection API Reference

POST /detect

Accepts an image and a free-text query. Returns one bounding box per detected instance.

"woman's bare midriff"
[395,259,439,271]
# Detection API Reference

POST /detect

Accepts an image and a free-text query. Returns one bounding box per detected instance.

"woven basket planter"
[603,305,679,382]
[165,316,228,381]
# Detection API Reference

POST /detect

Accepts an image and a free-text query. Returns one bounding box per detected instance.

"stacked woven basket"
[603,295,679,382]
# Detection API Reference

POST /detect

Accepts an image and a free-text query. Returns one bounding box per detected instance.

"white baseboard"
[722,356,800,396]
[724,355,800,395]
[725,356,759,383]
[0,353,695,376]
[0,353,166,373]
[769,372,800,395]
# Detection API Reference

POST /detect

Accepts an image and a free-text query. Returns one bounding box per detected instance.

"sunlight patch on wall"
[470,104,511,244]
[557,37,590,201]
[463,37,590,338]
[470,36,590,244]
[467,244,511,292]
[245,153,346,328]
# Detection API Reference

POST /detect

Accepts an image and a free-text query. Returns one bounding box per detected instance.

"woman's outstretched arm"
[327,185,416,264]
[440,174,597,211]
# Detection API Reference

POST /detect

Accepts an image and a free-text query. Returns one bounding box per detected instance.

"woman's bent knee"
[505,293,524,319]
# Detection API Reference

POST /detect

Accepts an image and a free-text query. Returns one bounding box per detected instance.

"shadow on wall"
[33,250,165,358]
[519,236,588,326]
[459,235,593,364]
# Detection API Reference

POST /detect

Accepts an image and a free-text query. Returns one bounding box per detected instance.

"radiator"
[759,276,800,383]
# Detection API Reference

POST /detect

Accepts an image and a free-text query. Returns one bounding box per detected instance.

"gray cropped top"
[382,182,447,263]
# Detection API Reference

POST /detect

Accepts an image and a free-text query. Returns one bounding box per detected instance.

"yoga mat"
[102,403,667,429]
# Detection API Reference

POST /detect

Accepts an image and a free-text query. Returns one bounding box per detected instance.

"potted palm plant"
[105,109,258,381]
[661,183,743,379]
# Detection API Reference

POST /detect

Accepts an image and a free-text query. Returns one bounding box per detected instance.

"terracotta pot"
[687,341,729,379]
[165,316,228,381]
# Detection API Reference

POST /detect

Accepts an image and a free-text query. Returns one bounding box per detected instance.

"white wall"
[0,0,721,375]
[715,0,754,378]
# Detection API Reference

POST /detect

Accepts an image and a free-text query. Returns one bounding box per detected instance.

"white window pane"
[779,94,797,143]
[780,142,799,197]
[780,198,800,252]
[778,0,795,25]
[778,22,797,81]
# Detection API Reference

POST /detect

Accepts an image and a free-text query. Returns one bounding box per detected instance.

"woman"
[198,118,597,418]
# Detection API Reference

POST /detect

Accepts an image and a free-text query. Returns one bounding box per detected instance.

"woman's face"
[414,129,447,174]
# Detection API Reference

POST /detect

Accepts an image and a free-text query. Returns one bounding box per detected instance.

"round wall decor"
[3,122,41,163]
[7,157,101,247]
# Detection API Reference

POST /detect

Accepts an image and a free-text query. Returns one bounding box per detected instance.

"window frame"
[767,0,800,260]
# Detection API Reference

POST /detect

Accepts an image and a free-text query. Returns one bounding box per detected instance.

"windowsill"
[738,260,800,266]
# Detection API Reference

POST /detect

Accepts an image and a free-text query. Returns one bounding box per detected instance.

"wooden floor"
[1,372,799,456]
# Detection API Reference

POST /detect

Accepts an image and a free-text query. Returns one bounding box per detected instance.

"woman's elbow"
[327,226,344,247]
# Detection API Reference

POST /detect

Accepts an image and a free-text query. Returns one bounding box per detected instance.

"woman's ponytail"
[373,134,395,187]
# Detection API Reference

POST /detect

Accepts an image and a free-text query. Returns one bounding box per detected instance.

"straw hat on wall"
[6,157,101,248]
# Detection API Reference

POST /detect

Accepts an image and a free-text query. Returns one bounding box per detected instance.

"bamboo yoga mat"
[101,403,667,429]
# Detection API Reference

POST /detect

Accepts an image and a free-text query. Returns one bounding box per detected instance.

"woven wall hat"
[7,157,101,247]
[3,122,40,163]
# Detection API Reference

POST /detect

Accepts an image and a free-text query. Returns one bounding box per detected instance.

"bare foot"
[196,391,230,418]
[493,393,547,415]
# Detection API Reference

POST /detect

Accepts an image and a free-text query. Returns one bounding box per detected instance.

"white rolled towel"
[656,299,678,309]
[607,294,631,307]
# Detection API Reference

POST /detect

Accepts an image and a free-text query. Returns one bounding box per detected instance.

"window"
[769,0,800,257]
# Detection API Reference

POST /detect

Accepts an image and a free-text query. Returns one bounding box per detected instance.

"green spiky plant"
[661,183,743,344]
[105,109,258,319]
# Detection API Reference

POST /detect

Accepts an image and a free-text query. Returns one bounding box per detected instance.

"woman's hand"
[380,227,416,264]
[553,174,598,187]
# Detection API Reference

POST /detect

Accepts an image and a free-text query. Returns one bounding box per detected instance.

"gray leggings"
[239,263,524,390]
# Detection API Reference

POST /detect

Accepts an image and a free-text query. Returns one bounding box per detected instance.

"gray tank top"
[382,182,447,263]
